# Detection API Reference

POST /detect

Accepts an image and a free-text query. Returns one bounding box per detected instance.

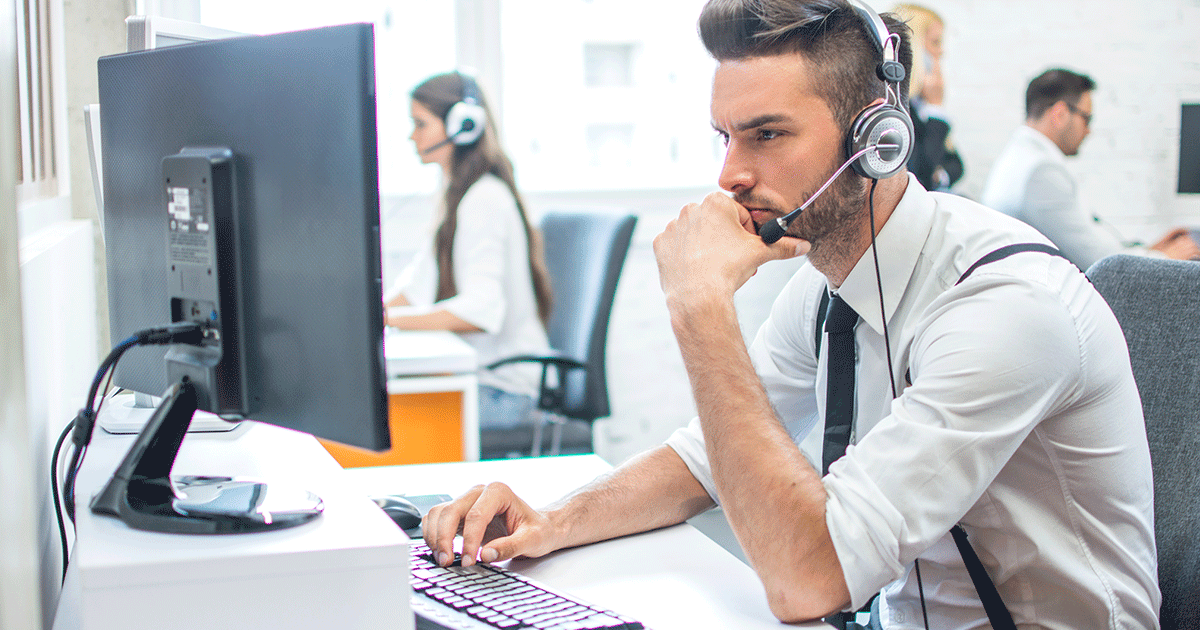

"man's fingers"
[767,234,811,260]
[481,527,537,564]
[459,483,518,566]
[423,485,485,565]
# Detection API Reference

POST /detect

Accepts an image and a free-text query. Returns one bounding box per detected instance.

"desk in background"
[344,455,833,630]
[320,329,480,467]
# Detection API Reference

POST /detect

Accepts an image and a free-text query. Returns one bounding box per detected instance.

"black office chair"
[484,211,637,458]
[1086,254,1200,630]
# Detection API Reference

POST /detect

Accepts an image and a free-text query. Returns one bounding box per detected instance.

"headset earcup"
[846,105,914,180]
[445,101,487,146]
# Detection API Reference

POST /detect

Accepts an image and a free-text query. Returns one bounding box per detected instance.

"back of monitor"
[86,16,246,240]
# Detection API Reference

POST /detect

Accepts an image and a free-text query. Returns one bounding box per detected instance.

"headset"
[424,72,487,154]
[759,0,914,244]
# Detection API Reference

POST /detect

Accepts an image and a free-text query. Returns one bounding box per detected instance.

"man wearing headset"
[424,1,1160,628]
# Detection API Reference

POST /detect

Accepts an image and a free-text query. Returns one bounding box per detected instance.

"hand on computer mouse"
[372,494,423,530]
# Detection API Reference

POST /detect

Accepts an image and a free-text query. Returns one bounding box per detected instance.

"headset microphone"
[760,145,879,244]
[422,134,457,155]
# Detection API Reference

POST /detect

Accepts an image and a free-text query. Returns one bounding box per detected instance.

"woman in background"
[386,72,553,434]
[894,4,964,191]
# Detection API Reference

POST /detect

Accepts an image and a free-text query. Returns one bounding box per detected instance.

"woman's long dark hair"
[412,73,553,325]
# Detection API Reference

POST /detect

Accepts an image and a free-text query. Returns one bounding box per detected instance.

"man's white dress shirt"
[666,175,1159,629]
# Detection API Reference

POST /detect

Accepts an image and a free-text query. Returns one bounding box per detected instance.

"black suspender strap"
[955,242,1071,285]
[951,525,1018,630]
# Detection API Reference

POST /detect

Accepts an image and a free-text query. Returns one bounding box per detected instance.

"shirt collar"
[833,173,933,335]
[1018,124,1067,163]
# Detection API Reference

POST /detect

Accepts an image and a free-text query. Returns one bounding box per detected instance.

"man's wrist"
[666,290,737,332]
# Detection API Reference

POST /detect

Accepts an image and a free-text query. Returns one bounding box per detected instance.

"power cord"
[52,322,207,583]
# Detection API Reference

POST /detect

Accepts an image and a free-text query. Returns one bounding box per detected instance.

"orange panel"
[319,391,464,467]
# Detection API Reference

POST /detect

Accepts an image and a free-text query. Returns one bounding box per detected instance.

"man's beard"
[737,168,868,251]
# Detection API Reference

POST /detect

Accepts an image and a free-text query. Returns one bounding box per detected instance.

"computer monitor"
[92,23,388,534]
[85,17,246,237]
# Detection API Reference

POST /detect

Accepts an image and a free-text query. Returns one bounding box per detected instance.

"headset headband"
[457,71,480,105]
[845,0,906,86]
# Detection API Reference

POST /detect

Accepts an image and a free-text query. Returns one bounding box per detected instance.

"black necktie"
[822,292,859,476]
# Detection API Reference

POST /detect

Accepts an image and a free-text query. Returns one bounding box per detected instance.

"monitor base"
[90,378,322,534]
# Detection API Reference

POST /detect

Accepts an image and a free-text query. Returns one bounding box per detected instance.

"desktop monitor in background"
[93,23,388,534]
[1179,103,1200,194]
[125,14,245,50]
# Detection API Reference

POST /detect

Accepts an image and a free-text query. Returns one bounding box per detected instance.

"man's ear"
[1047,100,1071,129]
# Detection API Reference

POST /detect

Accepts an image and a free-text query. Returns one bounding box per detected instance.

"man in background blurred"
[983,67,1199,270]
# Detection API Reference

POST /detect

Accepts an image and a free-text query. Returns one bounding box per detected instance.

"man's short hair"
[1025,68,1096,120]
[697,0,912,138]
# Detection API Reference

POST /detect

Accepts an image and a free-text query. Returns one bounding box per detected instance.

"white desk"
[386,328,476,378]
[55,411,413,630]
[344,456,833,629]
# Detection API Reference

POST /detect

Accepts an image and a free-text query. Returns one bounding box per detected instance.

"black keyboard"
[409,542,646,630]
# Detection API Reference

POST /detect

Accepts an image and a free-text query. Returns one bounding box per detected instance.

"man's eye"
[758,129,781,141]
[716,131,730,146]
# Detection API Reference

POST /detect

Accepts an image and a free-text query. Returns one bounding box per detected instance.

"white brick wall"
[916,0,1200,241]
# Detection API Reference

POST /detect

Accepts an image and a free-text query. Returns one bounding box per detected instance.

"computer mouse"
[372,494,423,530]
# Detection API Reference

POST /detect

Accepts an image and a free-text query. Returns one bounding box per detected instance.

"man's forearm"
[669,293,848,622]
[543,445,715,552]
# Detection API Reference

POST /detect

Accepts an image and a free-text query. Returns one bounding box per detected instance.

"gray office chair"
[1086,254,1200,630]
[484,211,638,459]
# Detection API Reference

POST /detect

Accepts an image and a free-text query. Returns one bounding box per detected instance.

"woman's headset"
[443,72,487,147]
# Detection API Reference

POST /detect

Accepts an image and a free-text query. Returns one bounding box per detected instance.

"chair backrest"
[539,211,637,422]
[1086,254,1200,630]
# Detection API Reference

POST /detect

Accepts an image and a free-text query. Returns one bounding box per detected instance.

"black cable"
[55,321,208,580]
[51,419,74,583]
[64,368,120,526]
[93,367,118,426]
[64,336,136,524]
[866,178,897,400]
[63,321,207,521]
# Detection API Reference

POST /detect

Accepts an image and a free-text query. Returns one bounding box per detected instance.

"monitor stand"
[90,377,323,534]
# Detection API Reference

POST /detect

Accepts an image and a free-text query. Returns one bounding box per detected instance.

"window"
[499,0,718,191]
[583,43,634,87]
[586,123,635,167]
[199,0,457,197]
[195,0,720,194]
[16,0,58,203]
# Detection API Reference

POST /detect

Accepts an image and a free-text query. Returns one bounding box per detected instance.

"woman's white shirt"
[387,174,549,397]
